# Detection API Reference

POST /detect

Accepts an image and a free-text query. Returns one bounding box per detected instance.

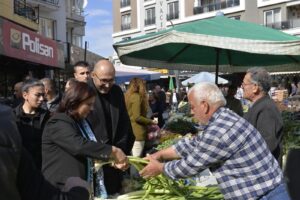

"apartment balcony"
[28,0,59,6]
[14,0,39,23]
[39,0,59,6]
[66,5,85,28]
[121,23,131,31]
[265,19,300,30]
[27,0,59,11]
[121,0,130,8]
[194,0,240,15]
[145,18,155,26]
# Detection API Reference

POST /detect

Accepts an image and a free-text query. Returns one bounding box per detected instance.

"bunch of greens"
[164,115,198,135]
[96,157,223,199]
[282,111,300,154]
[117,156,223,200]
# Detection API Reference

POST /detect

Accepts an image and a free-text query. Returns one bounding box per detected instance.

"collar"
[47,94,60,105]
[202,106,225,130]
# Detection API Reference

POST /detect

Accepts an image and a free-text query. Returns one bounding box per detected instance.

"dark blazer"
[13,104,50,169]
[0,104,22,200]
[244,95,283,161]
[0,104,89,200]
[87,80,135,194]
[42,113,112,188]
[87,81,135,154]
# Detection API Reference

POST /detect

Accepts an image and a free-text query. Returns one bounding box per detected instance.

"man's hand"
[113,162,129,171]
[148,151,162,161]
[111,146,129,170]
[139,155,164,179]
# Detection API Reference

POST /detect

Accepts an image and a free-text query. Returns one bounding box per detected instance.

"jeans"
[260,183,291,200]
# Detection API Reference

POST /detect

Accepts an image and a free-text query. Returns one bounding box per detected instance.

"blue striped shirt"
[163,107,283,200]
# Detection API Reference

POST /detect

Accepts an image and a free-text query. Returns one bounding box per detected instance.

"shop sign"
[1,19,59,67]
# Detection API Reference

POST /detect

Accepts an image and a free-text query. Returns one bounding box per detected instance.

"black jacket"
[13,104,50,169]
[87,81,135,154]
[0,104,22,200]
[87,81,135,194]
[42,113,112,188]
[0,104,89,200]
[244,95,283,160]
[42,93,62,113]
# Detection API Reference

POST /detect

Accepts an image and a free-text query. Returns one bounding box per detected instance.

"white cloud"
[87,9,110,17]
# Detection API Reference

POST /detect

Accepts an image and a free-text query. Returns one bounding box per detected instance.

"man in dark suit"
[87,59,135,196]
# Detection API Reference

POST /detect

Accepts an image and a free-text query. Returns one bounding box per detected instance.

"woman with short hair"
[42,81,128,199]
[14,79,50,169]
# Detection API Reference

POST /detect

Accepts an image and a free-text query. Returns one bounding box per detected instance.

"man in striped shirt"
[140,82,290,200]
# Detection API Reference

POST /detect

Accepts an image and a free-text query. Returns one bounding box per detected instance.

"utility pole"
[84,41,87,62]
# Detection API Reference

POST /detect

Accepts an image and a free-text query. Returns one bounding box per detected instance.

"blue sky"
[84,0,114,58]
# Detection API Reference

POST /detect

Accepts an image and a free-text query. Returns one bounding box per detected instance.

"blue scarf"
[78,119,108,199]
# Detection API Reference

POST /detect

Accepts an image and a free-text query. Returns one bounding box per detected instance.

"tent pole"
[215,48,220,84]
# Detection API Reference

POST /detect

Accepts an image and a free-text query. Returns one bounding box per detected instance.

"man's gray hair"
[188,82,226,107]
[247,67,271,93]
[40,78,56,92]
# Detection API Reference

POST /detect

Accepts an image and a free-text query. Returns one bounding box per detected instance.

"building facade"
[111,0,300,86]
[0,0,103,100]
[112,0,300,54]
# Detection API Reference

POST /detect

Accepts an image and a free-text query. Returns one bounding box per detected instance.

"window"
[72,0,83,15]
[121,0,130,8]
[38,17,55,39]
[229,15,240,20]
[264,8,281,25]
[14,0,39,23]
[145,7,155,26]
[167,1,179,20]
[121,14,131,30]
[40,0,59,6]
[122,36,131,40]
[72,35,82,47]
[264,8,281,29]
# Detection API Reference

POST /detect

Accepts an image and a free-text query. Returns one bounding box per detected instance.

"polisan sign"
[2,19,59,67]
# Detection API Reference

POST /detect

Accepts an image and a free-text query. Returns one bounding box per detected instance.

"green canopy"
[113,16,300,75]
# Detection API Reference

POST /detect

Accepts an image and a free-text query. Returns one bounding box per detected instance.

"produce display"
[282,111,300,154]
[156,133,193,150]
[164,115,198,135]
[95,114,222,199]
[118,156,224,200]
[95,156,223,200]
[117,186,223,200]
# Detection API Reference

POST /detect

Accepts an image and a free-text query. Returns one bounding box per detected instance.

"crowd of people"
[0,60,292,199]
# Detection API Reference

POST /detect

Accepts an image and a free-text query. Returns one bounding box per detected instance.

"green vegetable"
[282,111,300,154]
[164,115,198,135]
[95,156,223,199]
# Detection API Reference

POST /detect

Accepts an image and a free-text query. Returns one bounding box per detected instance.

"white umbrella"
[181,72,228,86]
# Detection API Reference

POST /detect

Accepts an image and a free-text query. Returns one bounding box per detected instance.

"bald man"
[87,59,135,196]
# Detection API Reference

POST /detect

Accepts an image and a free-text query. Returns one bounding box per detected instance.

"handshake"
[94,146,129,171]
